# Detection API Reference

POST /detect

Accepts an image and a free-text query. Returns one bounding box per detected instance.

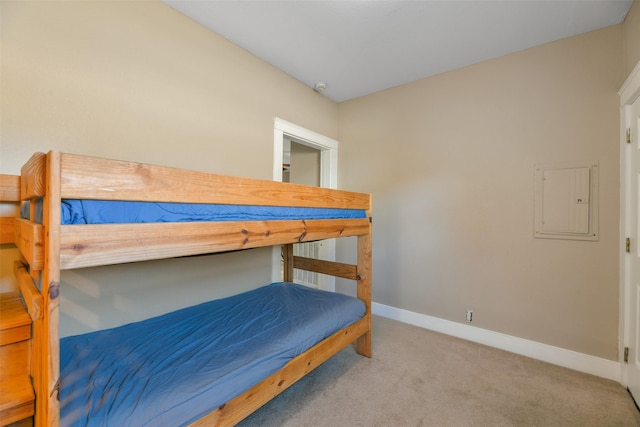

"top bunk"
[16,151,372,271]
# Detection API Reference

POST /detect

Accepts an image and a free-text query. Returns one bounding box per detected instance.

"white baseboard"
[372,302,621,382]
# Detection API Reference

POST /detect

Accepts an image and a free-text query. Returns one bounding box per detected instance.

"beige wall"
[624,0,640,75]
[0,1,338,336]
[339,26,624,360]
[290,142,320,186]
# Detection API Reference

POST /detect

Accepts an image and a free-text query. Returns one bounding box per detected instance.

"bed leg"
[355,321,372,357]
[356,231,372,358]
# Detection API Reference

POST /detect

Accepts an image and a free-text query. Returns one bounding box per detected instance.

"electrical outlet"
[466,309,473,323]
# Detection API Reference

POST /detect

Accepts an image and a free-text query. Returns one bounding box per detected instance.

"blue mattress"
[59,282,365,426]
[21,199,366,224]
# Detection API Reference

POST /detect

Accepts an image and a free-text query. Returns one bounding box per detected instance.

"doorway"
[620,61,640,401]
[284,138,321,288]
[272,118,339,291]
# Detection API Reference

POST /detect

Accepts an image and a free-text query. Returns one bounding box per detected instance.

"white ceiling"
[163,0,633,102]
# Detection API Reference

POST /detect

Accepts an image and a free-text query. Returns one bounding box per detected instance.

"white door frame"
[271,118,339,290]
[619,60,640,386]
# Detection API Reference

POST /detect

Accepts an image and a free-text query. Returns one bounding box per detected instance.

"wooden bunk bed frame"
[2,150,372,426]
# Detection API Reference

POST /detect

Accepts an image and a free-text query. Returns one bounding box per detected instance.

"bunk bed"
[2,151,372,426]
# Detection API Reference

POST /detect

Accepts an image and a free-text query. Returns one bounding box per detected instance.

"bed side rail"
[58,152,371,210]
[58,218,370,269]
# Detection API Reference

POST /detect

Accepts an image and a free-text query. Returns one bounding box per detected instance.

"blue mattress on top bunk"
[21,199,367,224]
[59,282,366,427]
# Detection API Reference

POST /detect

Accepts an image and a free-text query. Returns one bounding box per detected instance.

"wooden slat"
[14,262,43,322]
[59,152,371,210]
[0,218,14,245]
[189,316,370,427]
[13,219,44,272]
[0,175,20,202]
[293,256,359,280]
[20,152,46,200]
[59,218,371,270]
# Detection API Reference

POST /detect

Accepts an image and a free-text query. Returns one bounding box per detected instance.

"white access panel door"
[534,163,599,241]
[541,167,590,233]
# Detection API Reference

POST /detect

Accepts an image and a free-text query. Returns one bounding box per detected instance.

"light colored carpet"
[238,315,640,427]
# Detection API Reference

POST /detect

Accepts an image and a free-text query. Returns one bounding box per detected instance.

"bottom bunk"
[59,282,368,427]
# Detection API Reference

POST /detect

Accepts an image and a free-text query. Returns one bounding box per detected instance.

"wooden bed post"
[355,220,372,358]
[283,243,294,282]
[32,151,61,427]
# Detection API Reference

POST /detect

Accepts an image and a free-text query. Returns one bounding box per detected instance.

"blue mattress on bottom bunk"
[21,199,367,224]
[59,282,366,427]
